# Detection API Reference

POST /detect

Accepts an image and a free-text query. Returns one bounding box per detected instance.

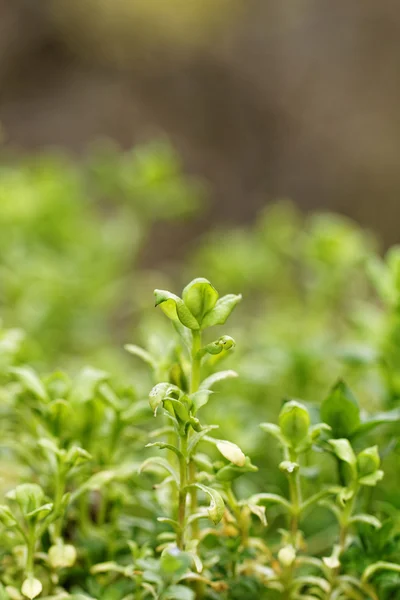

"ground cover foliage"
[1,146,400,598]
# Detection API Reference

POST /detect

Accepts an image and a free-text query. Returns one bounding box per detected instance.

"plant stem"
[190,330,202,395]
[288,449,302,541]
[177,432,188,550]
[188,329,202,539]
[52,461,66,542]
[26,526,36,577]
[226,485,249,549]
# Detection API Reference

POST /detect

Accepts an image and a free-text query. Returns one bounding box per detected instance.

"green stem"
[188,329,202,539]
[177,432,188,550]
[226,485,249,549]
[52,462,66,542]
[288,449,302,541]
[190,330,202,395]
[26,526,36,577]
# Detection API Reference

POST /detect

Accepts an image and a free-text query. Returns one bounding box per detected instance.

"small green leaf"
[200,294,242,329]
[260,423,287,446]
[154,289,200,330]
[145,442,183,460]
[362,561,400,582]
[163,585,195,600]
[139,457,179,485]
[194,370,237,411]
[216,440,246,466]
[189,483,225,525]
[248,493,292,512]
[0,505,17,527]
[71,367,109,403]
[278,545,296,567]
[124,344,156,369]
[7,484,46,516]
[187,425,219,456]
[215,456,257,482]
[248,503,267,526]
[66,446,92,467]
[349,514,382,529]
[357,446,380,478]
[320,380,360,439]
[279,461,299,475]
[198,335,236,357]
[160,546,191,576]
[199,370,238,392]
[182,278,218,323]
[21,577,42,599]
[148,382,180,416]
[353,408,400,438]
[9,366,48,402]
[358,470,384,486]
[48,543,77,568]
[26,502,53,520]
[328,439,357,466]
[279,401,310,447]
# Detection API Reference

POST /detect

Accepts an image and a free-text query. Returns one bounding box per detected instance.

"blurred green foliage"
[0,142,201,371]
[1,144,400,598]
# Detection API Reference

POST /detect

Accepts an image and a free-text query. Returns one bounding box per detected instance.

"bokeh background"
[2,0,400,249]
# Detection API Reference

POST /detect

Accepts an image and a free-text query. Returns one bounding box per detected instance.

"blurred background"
[2,0,400,519]
[1,0,400,246]
[0,0,399,404]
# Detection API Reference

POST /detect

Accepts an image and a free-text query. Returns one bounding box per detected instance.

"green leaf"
[189,483,225,525]
[349,514,382,529]
[9,366,48,402]
[7,483,46,516]
[200,293,242,328]
[362,561,400,582]
[48,543,77,568]
[148,382,180,417]
[216,440,246,466]
[320,380,360,439]
[160,546,191,576]
[145,442,183,460]
[279,461,299,475]
[124,344,156,370]
[139,457,179,485]
[194,370,237,411]
[182,278,218,323]
[358,470,384,486]
[26,502,53,520]
[163,585,195,600]
[70,367,109,403]
[279,401,310,447]
[187,425,219,456]
[0,505,17,527]
[66,446,92,467]
[328,439,357,466]
[154,289,199,330]
[157,517,181,532]
[198,335,236,357]
[352,408,400,438]
[199,369,238,391]
[260,423,287,446]
[357,446,380,478]
[215,456,258,482]
[21,577,42,599]
[248,503,267,526]
[71,470,117,500]
[248,493,292,512]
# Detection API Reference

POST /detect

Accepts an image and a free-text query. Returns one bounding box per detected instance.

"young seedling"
[138,278,241,558]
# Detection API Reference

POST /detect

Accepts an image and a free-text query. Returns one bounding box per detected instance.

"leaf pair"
[155,278,241,331]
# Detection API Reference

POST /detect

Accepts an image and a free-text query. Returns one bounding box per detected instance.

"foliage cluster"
[1,146,400,598]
